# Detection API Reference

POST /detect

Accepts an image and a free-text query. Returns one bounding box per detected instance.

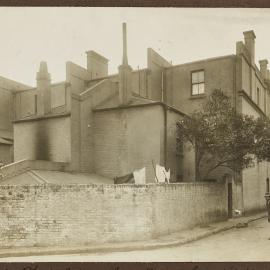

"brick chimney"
[118,22,132,105]
[259,59,268,80]
[86,50,108,79]
[36,61,51,115]
[243,30,256,65]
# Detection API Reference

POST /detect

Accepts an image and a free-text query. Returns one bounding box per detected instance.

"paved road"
[1,218,270,262]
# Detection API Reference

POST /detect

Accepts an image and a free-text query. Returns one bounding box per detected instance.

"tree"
[177,89,270,181]
[253,116,270,162]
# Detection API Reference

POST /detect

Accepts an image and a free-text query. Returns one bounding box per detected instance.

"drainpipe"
[138,66,141,95]
[233,56,237,111]
[163,104,167,169]
[161,71,164,102]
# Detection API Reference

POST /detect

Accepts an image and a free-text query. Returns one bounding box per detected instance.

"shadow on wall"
[35,122,49,160]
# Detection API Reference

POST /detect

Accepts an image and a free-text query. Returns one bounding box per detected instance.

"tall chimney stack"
[122,23,128,66]
[118,22,132,105]
[36,61,51,115]
[243,30,256,65]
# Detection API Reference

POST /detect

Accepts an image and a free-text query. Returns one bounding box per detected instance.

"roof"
[93,94,186,116]
[0,170,114,185]
[166,54,236,70]
[93,94,156,111]
[0,75,32,92]
[85,50,109,63]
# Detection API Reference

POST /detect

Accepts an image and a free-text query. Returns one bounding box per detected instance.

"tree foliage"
[177,89,270,181]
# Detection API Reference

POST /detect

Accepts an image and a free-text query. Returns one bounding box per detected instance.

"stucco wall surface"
[14,116,71,163]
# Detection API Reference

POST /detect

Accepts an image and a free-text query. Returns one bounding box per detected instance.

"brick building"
[12,23,194,184]
[163,30,270,214]
[0,25,269,214]
[0,76,31,165]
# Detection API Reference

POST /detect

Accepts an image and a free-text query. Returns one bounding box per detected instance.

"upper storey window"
[191,70,205,95]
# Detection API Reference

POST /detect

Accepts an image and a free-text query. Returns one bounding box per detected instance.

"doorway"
[228,182,233,218]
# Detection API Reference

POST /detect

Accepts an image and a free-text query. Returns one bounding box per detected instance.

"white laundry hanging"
[133,167,146,184]
[155,164,170,183]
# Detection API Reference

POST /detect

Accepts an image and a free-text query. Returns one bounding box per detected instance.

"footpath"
[0,212,266,258]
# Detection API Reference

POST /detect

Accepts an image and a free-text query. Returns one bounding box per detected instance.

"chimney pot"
[36,61,51,115]
[243,30,256,40]
[118,22,132,105]
[36,61,50,80]
[122,22,128,66]
[259,59,269,80]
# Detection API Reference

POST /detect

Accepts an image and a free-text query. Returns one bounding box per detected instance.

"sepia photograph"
[0,7,269,263]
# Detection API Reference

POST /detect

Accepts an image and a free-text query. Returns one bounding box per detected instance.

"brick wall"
[166,109,186,182]
[126,106,164,182]
[0,76,30,132]
[239,52,267,115]
[240,94,268,213]
[70,78,119,173]
[0,89,14,132]
[79,79,119,173]
[165,56,235,114]
[0,182,227,248]
[16,89,36,119]
[93,105,196,183]
[147,48,172,101]
[93,105,164,181]
[15,82,70,120]
[242,162,267,213]
[131,69,148,98]
[93,109,129,178]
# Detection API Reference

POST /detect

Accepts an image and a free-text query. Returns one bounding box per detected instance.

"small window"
[191,70,205,95]
[257,87,260,106]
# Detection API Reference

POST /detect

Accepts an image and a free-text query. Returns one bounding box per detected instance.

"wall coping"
[92,101,186,116]
[166,54,236,70]
[0,159,70,181]
[0,182,226,188]
[13,112,71,123]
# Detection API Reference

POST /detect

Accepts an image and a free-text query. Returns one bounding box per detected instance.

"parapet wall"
[0,182,227,248]
[0,160,70,180]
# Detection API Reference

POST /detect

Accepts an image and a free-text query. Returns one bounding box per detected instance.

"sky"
[0,8,270,86]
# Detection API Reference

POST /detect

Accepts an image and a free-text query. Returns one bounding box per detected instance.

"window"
[257,87,260,106]
[191,70,205,95]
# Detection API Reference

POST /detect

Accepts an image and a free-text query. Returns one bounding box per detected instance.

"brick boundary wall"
[0,182,227,248]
